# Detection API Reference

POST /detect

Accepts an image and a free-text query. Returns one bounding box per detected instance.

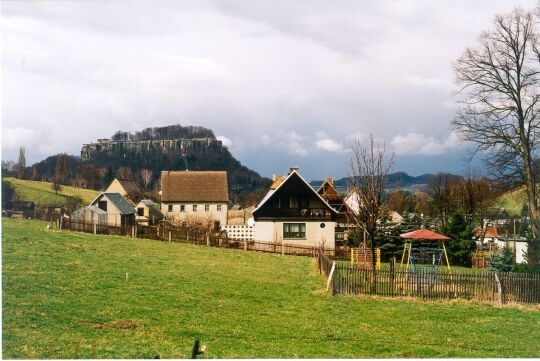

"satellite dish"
[247,217,255,227]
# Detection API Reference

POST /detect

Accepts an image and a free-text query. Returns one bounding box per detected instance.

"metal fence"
[317,249,540,305]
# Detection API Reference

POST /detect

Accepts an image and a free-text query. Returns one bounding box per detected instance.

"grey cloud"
[1,0,537,180]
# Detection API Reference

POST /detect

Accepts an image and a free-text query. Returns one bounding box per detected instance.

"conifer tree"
[489,242,514,273]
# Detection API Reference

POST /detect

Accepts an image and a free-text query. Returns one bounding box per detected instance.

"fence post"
[168,230,172,242]
[93,223,97,234]
[281,241,285,256]
[206,235,210,246]
[390,256,396,296]
[494,272,503,306]
[327,261,336,294]
[244,239,247,251]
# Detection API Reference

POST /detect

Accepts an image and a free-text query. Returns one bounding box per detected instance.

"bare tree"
[453,7,540,255]
[54,156,63,185]
[17,147,26,179]
[140,169,153,191]
[427,173,458,228]
[117,166,133,180]
[31,165,37,180]
[62,153,69,184]
[347,135,394,290]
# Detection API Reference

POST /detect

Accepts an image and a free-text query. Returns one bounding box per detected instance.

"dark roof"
[253,170,338,216]
[116,178,141,195]
[101,192,136,214]
[161,171,229,202]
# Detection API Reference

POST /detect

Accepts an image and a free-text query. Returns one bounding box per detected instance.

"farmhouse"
[90,192,136,227]
[160,170,228,227]
[105,178,142,201]
[135,199,164,226]
[252,168,339,248]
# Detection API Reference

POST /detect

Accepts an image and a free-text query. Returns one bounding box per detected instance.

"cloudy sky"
[1,0,537,181]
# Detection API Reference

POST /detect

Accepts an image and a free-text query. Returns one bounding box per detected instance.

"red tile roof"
[400,229,451,240]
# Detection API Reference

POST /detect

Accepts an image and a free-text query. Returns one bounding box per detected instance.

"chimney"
[289,166,300,174]
[272,174,276,182]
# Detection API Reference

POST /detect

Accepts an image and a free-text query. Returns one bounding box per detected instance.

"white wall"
[162,202,228,226]
[515,242,528,264]
[254,220,336,248]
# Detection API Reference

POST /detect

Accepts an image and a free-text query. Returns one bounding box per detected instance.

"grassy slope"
[2,219,540,359]
[4,177,99,206]
[496,185,527,216]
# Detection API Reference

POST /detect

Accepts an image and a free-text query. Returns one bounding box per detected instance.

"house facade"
[90,192,136,227]
[106,178,142,200]
[160,170,228,227]
[252,168,339,248]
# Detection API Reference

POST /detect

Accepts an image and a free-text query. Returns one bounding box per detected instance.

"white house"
[252,168,339,248]
[160,170,229,227]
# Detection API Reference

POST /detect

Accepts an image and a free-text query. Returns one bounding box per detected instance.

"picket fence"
[317,249,540,305]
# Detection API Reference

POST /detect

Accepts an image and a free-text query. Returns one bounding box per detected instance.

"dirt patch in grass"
[93,320,137,330]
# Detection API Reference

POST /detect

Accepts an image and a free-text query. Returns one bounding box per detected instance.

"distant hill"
[311,172,463,192]
[25,124,271,206]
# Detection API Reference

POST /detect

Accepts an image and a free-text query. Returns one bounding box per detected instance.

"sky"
[1,0,537,181]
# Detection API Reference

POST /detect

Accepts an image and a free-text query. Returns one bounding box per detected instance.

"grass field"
[4,177,99,206]
[2,218,540,358]
[497,185,528,216]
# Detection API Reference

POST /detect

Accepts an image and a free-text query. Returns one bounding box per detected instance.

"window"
[137,207,144,216]
[98,201,107,212]
[205,205,210,212]
[217,205,222,211]
[168,204,173,212]
[180,204,185,212]
[283,223,306,239]
[193,205,197,211]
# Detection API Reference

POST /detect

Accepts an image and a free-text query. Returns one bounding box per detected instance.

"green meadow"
[4,177,99,206]
[2,218,539,358]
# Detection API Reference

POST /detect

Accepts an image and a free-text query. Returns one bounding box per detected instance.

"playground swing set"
[398,229,453,295]
[399,229,452,272]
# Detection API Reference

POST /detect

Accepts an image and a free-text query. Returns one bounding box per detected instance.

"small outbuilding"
[135,199,164,226]
[71,205,107,230]
[90,192,136,227]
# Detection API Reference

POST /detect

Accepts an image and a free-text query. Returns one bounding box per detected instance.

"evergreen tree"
[422,216,433,230]
[2,179,16,208]
[442,212,476,266]
[17,147,26,179]
[374,213,402,260]
[489,242,514,273]
[518,204,531,238]
[102,167,115,188]
[399,212,416,234]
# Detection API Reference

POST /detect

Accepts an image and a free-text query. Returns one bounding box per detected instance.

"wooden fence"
[59,218,341,257]
[316,249,540,305]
